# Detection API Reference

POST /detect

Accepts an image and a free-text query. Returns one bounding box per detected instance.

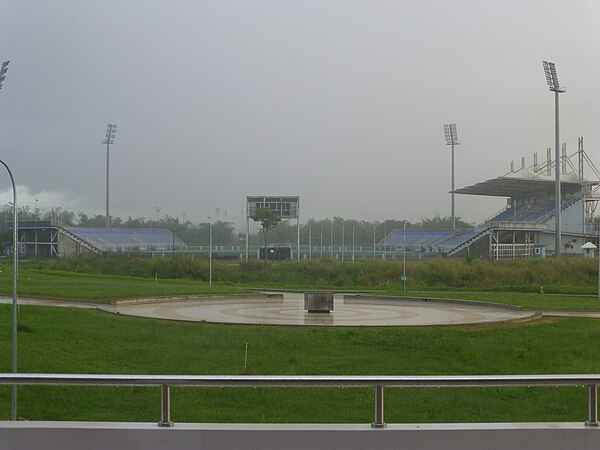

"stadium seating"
[65,228,185,252]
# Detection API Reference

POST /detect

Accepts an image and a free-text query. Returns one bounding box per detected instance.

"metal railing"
[1,373,599,428]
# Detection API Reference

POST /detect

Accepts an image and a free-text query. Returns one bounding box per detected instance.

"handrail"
[1,373,600,428]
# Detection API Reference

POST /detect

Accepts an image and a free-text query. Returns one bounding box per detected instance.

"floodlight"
[0,60,9,90]
[443,124,459,145]
[542,61,566,93]
[102,123,118,144]
[102,123,118,229]
[443,124,460,230]
[542,60,567,257]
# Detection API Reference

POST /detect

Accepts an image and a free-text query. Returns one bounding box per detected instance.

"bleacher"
[485,197,579,225]
[385,230,455,253]
[65,227,185,253]
[438,229,483,250]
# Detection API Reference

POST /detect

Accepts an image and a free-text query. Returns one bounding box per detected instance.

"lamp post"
[308,224,312,260]
[543,61,566,257]
[101,124,117,230]
[443,124,460,231]
[208,217,213,287]
[0,59,18,421]
[330,222,333,259]
[403,221,407,293]
[320,224,323,259]
[341,224,345,262]
[352,226,355,262]
[362,225,365,260]
[154,206,162,226]
[1,161,18,420]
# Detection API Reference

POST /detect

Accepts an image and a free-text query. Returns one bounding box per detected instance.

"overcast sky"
[1,0,599,229]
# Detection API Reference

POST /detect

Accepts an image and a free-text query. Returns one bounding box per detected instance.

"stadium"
[16,141,600,261]
[383,140,600,259]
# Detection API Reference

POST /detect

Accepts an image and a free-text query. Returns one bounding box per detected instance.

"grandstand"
[385,140,600,259]
[15,221,186,258]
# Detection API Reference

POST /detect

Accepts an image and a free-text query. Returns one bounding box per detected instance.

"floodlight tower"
[101,124,117,229]
[542,61,566,257]
[0,61,9,90]
[443,124,460,230]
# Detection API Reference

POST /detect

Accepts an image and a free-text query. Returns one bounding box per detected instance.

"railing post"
[586,384,599,427]
[158,384,174,427]
[371,385,386,428]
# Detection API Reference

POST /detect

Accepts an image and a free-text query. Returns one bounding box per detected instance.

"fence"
[1,373,600,428]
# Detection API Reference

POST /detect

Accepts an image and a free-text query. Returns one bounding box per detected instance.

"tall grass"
[16,256,599,294]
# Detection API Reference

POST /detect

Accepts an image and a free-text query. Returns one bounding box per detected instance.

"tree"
[251,207,282,269]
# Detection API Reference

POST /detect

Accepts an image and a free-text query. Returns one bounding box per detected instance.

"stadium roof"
[454,169,597,198]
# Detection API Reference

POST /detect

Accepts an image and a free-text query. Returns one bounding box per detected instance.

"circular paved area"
[114,294,537,327]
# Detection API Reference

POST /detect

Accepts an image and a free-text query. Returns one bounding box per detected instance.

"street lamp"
[403,220,407,293]
[4,165,17,422]
[208,217,213,287]
[308,224,312,260]
[0,59,18,421]
[1,160,18,420]
[443,124,460,231]
[542,60,566,257]
[101,124,117,230]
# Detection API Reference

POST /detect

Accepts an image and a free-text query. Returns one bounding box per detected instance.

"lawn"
[0,304,598,424]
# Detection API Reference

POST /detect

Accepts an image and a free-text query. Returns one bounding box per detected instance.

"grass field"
[0,256,599,424]
[0,304,599,423]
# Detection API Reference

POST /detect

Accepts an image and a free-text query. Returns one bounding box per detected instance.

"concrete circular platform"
[114,293,537,327]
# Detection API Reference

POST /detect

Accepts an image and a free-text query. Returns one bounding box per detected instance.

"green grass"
[0,269,246,302]
[0,256,599,423]
[14,256,600,294]
[1,259,599,311]
[1,304,599,423]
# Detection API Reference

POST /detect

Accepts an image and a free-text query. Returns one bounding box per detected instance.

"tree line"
[0,206,473,246]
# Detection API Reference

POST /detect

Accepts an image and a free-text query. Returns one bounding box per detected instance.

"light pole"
[330,222,333,259]
[362,225,365,260]
[443,124,460,231]
[320,225,323,259]
[352,226,355,262]
[373,224,376,258]
[154,206,162,226]
[543,60,566,257]
[341,224,345,262]
[308,224,312,260]
[1,161,18,420]
[403,220,407,293]
[102,124,117,229]
[383,223,387,260]
[1,59,18,421]
[208,217,213,286]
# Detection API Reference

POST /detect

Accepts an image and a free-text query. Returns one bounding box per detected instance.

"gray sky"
[1,0,599,229]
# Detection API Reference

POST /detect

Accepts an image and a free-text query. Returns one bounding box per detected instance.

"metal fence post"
[586,384,599,427]
[371,385,386,428]
[158,384,174,427]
